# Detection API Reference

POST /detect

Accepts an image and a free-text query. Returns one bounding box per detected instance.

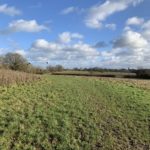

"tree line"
[0,52,150,78]
[0,52,64,74]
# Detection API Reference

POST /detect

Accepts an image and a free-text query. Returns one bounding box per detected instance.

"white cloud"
[142,20,150,40]
[61,6,85,15]
[142,20,150,29]
[107,18,150,68]
[58,32,83,43]
[8,25,149,68]
[30,39,100,61]
[26,32,100,67]
[0,19,48,34]
[132,0,144,6]
[85,0,144,29]
[32,39,62,51]
[125,17,150,41]
[0,48,5,55]
[61,7,77,15]
[1,15,150,68]
[0,48,27,61]
[1,26,150,68]
[0,4,21,16]
[105,23,116,30]
[8,19,48,32]
[126,17,144,26]
[113,30,148,49]
[15,49,27,57]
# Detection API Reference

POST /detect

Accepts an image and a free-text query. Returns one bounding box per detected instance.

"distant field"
[52,70,136,78]
[0,75,150,150]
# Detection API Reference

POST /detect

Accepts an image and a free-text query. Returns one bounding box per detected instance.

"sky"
[0,0,150,68]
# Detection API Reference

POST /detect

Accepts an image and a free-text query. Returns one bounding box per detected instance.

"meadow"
[0,73,150,150]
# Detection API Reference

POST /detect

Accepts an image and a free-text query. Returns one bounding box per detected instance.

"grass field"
[0,75,150,150]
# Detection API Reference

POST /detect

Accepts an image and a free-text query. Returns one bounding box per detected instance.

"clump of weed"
[0,69,41,86]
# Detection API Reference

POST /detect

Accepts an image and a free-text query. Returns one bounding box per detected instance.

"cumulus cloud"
[0,19,48,34]
[8,19,47,32]
[126,17,144,26]
[105,17,150,68]
[29,40,100,60]
[58,32,83,43]
[15,49,27,57]
[0,48,18,56]
[113,30,148,49]
[26,32,100,67]
[1,26,150,68]
[15,24,150,68]
[0,4,21,16]
[141,20,150,40]
[1,16,149,68]
[124,17,150,42]
[85,0,144,29]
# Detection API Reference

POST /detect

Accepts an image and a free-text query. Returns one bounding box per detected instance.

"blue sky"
[0,0,150,68]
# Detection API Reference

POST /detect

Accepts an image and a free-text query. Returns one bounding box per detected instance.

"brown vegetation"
[0,69,41,86]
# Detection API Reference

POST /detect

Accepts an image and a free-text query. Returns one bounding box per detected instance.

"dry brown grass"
[0,69,41,86]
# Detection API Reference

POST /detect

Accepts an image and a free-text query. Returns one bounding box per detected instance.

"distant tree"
[33,67,46,74]
[134,69,150,79]
[47,65,55,72]
[47,65,64,72]
[55,65,64,72]
[3,53,29,71]
[73,67,79,71]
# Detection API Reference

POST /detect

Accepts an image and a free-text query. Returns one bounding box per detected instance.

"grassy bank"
[0,76,150,150]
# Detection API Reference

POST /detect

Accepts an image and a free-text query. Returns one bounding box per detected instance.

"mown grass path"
[0,76,150,150]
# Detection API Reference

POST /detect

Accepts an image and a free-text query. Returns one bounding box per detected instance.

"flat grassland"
[0,75,150,150]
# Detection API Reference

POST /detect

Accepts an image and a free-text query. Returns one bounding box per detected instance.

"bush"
[132,69,150,79]
[2,53,29,71]
[33,67,47,74]
[135,69,150,79]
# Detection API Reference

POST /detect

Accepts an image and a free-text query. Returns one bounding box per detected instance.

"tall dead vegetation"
[0,69,40,86]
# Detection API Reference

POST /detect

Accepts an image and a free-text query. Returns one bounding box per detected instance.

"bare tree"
[3,53,29,71]
[47,65,64,72]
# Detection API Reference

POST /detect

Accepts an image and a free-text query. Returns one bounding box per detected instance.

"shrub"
[2,53,29,71]
[135,69,150,79]
[47,65,64,72]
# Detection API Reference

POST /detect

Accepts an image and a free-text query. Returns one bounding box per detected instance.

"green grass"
[0,76,150,150]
